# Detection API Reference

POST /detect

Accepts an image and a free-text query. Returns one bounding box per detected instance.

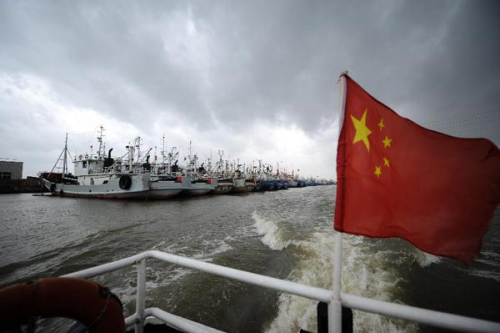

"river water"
[0,187,499,332]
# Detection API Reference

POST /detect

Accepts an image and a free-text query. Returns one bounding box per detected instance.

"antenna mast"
[97,125,105,159]
[62,133,68,175]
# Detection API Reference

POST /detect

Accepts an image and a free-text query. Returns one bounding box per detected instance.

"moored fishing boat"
[148,145,191,199]
[180,141,217,197]
[229,163,254,193]
[211,151,234,194]
[42,173,150,199]
[214,178,233,194]
[41,130,150,200]
[231,177,253,193]
[270,179,283,190]
[149,175,191,199]
[256,179,274,191]
[183,178,217,196]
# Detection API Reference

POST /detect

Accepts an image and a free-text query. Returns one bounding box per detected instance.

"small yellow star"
[383,157,390,167]
[378,119,385,131]
[383,135,392,148]
[350,109,372,152]
[374,166,382,178]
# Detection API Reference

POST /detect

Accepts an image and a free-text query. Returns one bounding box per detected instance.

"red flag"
[335,75,500,262]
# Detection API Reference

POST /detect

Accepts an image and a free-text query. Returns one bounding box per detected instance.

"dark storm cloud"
[1,0,499,177]
[2,1,499,134]
[172,0,500,135]
[0,1,207,125]
[407,2,500,119]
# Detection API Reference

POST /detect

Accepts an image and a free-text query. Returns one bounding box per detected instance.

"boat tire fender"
[119,175,132,190]
[49,184,56,192]
[0,277,125,333]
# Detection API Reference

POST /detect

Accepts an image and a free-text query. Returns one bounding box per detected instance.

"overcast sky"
[1,0,499,179]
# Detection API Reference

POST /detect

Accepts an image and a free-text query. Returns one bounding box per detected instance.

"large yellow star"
[350,109,372,152]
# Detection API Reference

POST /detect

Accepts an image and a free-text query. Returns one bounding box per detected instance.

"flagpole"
[329,71,348,333]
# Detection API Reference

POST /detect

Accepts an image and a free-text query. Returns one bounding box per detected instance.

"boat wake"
[413,249,442,267]
[252,211,292,250]
[251,211,418,332]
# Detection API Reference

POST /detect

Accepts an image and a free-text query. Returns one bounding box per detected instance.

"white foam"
[111,237,235,309]
[469,270,500,282]
[414,250,441,267]
[192,239,233,261]
[265,230,418,333]
[153,237,234,263]
[252,211,290,250]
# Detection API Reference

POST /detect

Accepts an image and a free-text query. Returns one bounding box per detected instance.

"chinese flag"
[334,75,500,262]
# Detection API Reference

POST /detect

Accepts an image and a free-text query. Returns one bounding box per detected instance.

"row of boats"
[41,130,332,199]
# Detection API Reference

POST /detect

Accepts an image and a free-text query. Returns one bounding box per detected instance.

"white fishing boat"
[182,178,216,197]
[41,128,150,200]
[149,175,196,199]
[181,141,217,197]
[211,151,234,194]
[231,163,255,193]
[231,177,254,193]
[148,144,191,199]
[213,178,233,194]
[42,173,150,200]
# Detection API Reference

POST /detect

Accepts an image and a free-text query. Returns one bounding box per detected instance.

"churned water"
[0,187,499,332]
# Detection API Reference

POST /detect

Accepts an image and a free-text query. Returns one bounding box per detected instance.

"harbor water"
[0,186,499,332]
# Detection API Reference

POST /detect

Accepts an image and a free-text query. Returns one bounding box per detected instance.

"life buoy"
[0,277,125,333]
[118,175,132,190]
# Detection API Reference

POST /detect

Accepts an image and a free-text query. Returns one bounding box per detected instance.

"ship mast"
[97,125,105,159]
[62,133,68,175]
[161,135,166,164]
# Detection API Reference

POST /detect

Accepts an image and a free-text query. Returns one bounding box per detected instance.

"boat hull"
[214,183,233,194]
[149,177,191,199]
[42,174,150,199]
[182,188,213,197]
[148,188,184,199]
[231,178,255,193]
[181,179,217,197]
[231,184,255,193]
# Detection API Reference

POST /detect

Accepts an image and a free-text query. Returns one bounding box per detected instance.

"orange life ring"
[0,277,125,332]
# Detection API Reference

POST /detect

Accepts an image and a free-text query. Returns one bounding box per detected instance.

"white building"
[0,161,23,180]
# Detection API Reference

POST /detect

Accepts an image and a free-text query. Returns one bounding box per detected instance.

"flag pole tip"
[338,71,349,83]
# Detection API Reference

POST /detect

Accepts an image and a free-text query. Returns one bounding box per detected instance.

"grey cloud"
[1,0,499,177]
[2,1,498,134]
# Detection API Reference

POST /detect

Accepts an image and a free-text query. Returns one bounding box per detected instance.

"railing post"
[329,232,343,332]
[135,258,147,333]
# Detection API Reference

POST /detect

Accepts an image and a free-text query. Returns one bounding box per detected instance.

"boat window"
[82,161,87,168]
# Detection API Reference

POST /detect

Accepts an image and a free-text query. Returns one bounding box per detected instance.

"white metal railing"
[62,250,500,333]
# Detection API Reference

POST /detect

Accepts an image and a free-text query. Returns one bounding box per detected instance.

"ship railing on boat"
[63,250,500,333]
